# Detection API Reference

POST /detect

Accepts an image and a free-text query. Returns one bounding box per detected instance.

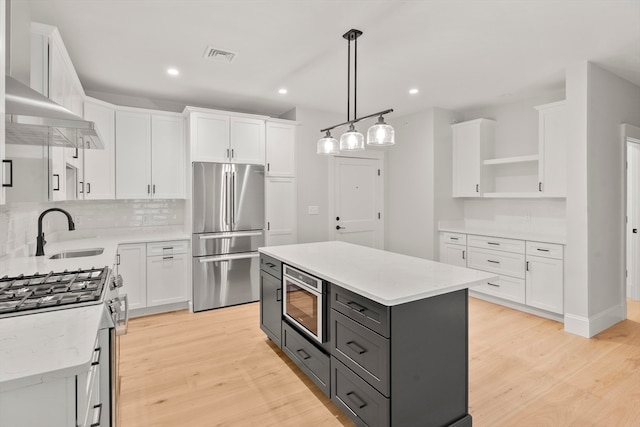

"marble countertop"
[260,241,497,306]
[438,223,567,244]
[0,228,190,391]
[0,305,107,392]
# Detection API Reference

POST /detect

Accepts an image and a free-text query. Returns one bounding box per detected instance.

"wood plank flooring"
[120,298,640,427]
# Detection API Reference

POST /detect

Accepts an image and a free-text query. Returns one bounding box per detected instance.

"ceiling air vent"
[203,46,237,63]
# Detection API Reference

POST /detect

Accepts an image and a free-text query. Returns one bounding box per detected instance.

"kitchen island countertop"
[260,241,496,306]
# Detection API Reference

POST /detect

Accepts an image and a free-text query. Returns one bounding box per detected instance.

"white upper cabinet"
[115,109,185,200]
[83,98,116,200]
[536,101,567,197]
[186,108,265,164]
[266,121,296,177]
[452,119,494,197]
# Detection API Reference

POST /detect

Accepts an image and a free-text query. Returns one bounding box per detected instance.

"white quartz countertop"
[438,223,567,245]
[260,241,497,306]
[0,228,190,277]
[0,304,107,392]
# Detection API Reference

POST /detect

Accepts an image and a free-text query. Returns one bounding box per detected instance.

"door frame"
[328,150,385,247]
[623,123,640,301]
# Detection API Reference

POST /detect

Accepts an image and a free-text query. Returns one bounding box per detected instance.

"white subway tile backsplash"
[0,199,185,259]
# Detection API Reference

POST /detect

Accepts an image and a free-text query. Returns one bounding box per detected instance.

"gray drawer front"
[282,322,330,397]
[331,357,390,427]
[332,310,390,397]
[260,254,282,278]
[330,285,390,338]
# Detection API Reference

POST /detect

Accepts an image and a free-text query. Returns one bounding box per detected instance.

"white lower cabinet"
[117,240,189,315]
[438,231,564,317]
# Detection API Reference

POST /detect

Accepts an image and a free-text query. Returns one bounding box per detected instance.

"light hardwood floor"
[120,297,640,427]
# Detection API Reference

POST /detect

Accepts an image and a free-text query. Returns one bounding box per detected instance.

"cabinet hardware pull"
[346,391,368,409]
[539,182,543,192]
[450,237,458,240]
[267,163,270,172]
[117,254,121,265]
[267,221,270,231]
[73,147,79,159]
[487,242,500,246]
[90,403,102,427]
[536,248,549,252]
[53,174,60,191]
[79,181,84,194]
[487,260,500,264]
[634,229,638,234]
[147,184,150,194]
[526,261,530,271]
[276,288,281,302]
[153,184,156,194]
[2,160,13,187]
[487,282,500,287]
[346,301,366,313]
[163,256,174,260]
[90,347,101,366]
[231,148,235,158]
[226,148,230,158]
[163,247,173,250]
[346,340,367,355]
[296,349,311,360]
[87,182,91,194]
[266,262,275,267]
[475,184,479,193]
[462,250,466,260]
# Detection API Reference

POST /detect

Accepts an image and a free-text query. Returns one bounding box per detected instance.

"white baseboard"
[564,303,627,338]
[468,291,564,323]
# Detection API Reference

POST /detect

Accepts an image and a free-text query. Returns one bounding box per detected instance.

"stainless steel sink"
[48,248,104,259]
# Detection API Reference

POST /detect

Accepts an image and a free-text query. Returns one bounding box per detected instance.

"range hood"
[5,75,104,149]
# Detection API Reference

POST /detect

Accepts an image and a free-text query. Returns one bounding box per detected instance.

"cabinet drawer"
[441,232,467,245]
[526,241,563,260]
[468,235,524,253]
[330,285,390,338]
[260,254,282,278]
[331,357,389,427]
[472,275,525,304]
[467,247,525,279]
[147,240,188,256]
[331,310,390,397]
[282,322,330,397]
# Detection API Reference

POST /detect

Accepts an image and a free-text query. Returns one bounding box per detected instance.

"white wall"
[386,108,464,260]
[287,106,343,244]
[565,62,640,337]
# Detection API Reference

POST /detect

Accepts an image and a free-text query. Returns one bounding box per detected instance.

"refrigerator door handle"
[199,231,263,240]
[224,171,230,226]
[199,252,260,263]
[231,171,236,226]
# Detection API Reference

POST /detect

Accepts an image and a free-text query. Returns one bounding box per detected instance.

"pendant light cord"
[354,34,357,121]
[347,36,351,122]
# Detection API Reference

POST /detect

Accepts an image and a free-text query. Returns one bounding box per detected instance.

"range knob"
[110,274,124,290]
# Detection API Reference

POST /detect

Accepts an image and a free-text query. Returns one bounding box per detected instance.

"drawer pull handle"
[462,250,466,260]
[296,349,311,360]
[487,282,500,288]
[450,237,459,240]
[487,260,500,264]
[276,288,282,302]
[163,256,174,260]
[487,242,500,246]
[346,301,366,313]
[90,347,101,366]
[526,261,530,271]
[163,247,173,250]
[266,262,276,268]
[346,340,367,355]
[536,248,550,252]
[346,391,368,409]
[90,403,102,427]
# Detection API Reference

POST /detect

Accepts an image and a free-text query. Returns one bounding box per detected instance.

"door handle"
[336,225,345,230]
[633,229,638,234]
[2,159,13,187]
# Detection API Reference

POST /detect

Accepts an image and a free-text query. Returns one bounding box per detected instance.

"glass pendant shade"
[317,131,339,155]
[339,124,365,151]
[367,116,395,146]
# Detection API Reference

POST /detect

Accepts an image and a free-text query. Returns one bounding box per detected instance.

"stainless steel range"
[0,266,110,317]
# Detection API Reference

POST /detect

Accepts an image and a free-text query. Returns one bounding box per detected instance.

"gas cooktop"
[0,266,109,317]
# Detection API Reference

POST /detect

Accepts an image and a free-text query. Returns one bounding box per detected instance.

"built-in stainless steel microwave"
[283,265,327,344]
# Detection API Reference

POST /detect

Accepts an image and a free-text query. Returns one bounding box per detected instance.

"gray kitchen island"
[259,241,496,427]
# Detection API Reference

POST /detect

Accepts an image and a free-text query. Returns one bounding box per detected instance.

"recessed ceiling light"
[167,68,180,76]
[278,88,288,95]
[409,88,419,95]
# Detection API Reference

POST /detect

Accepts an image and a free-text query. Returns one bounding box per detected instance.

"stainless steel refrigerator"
[192,162,264,311]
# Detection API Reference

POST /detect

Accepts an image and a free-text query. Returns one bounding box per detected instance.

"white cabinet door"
[49,146,66,201]
[526,255,563,314]
[83,99,115,200]
[230,117,265,164]
[190,112,230,162]
[117,243,147,310]
[146,253,189,306]
[266,122,296,177]
[440,243,467,267]
[151,115,185,199]
[452,119,493,197]
[265,177,297,246]
[536,101,566,197]
[115,111,152,199]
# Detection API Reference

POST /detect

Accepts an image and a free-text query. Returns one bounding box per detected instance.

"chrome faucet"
[36,208,76,256]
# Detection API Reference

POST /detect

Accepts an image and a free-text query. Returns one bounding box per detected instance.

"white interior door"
[627,139,640,301]
[331,157,383,249]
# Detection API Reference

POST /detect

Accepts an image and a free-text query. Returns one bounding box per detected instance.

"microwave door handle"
[199,252,260,263]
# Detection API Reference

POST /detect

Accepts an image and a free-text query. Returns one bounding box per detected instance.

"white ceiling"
[27,0,640,119]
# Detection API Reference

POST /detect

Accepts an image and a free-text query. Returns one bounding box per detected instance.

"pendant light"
[317,29,395,155]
